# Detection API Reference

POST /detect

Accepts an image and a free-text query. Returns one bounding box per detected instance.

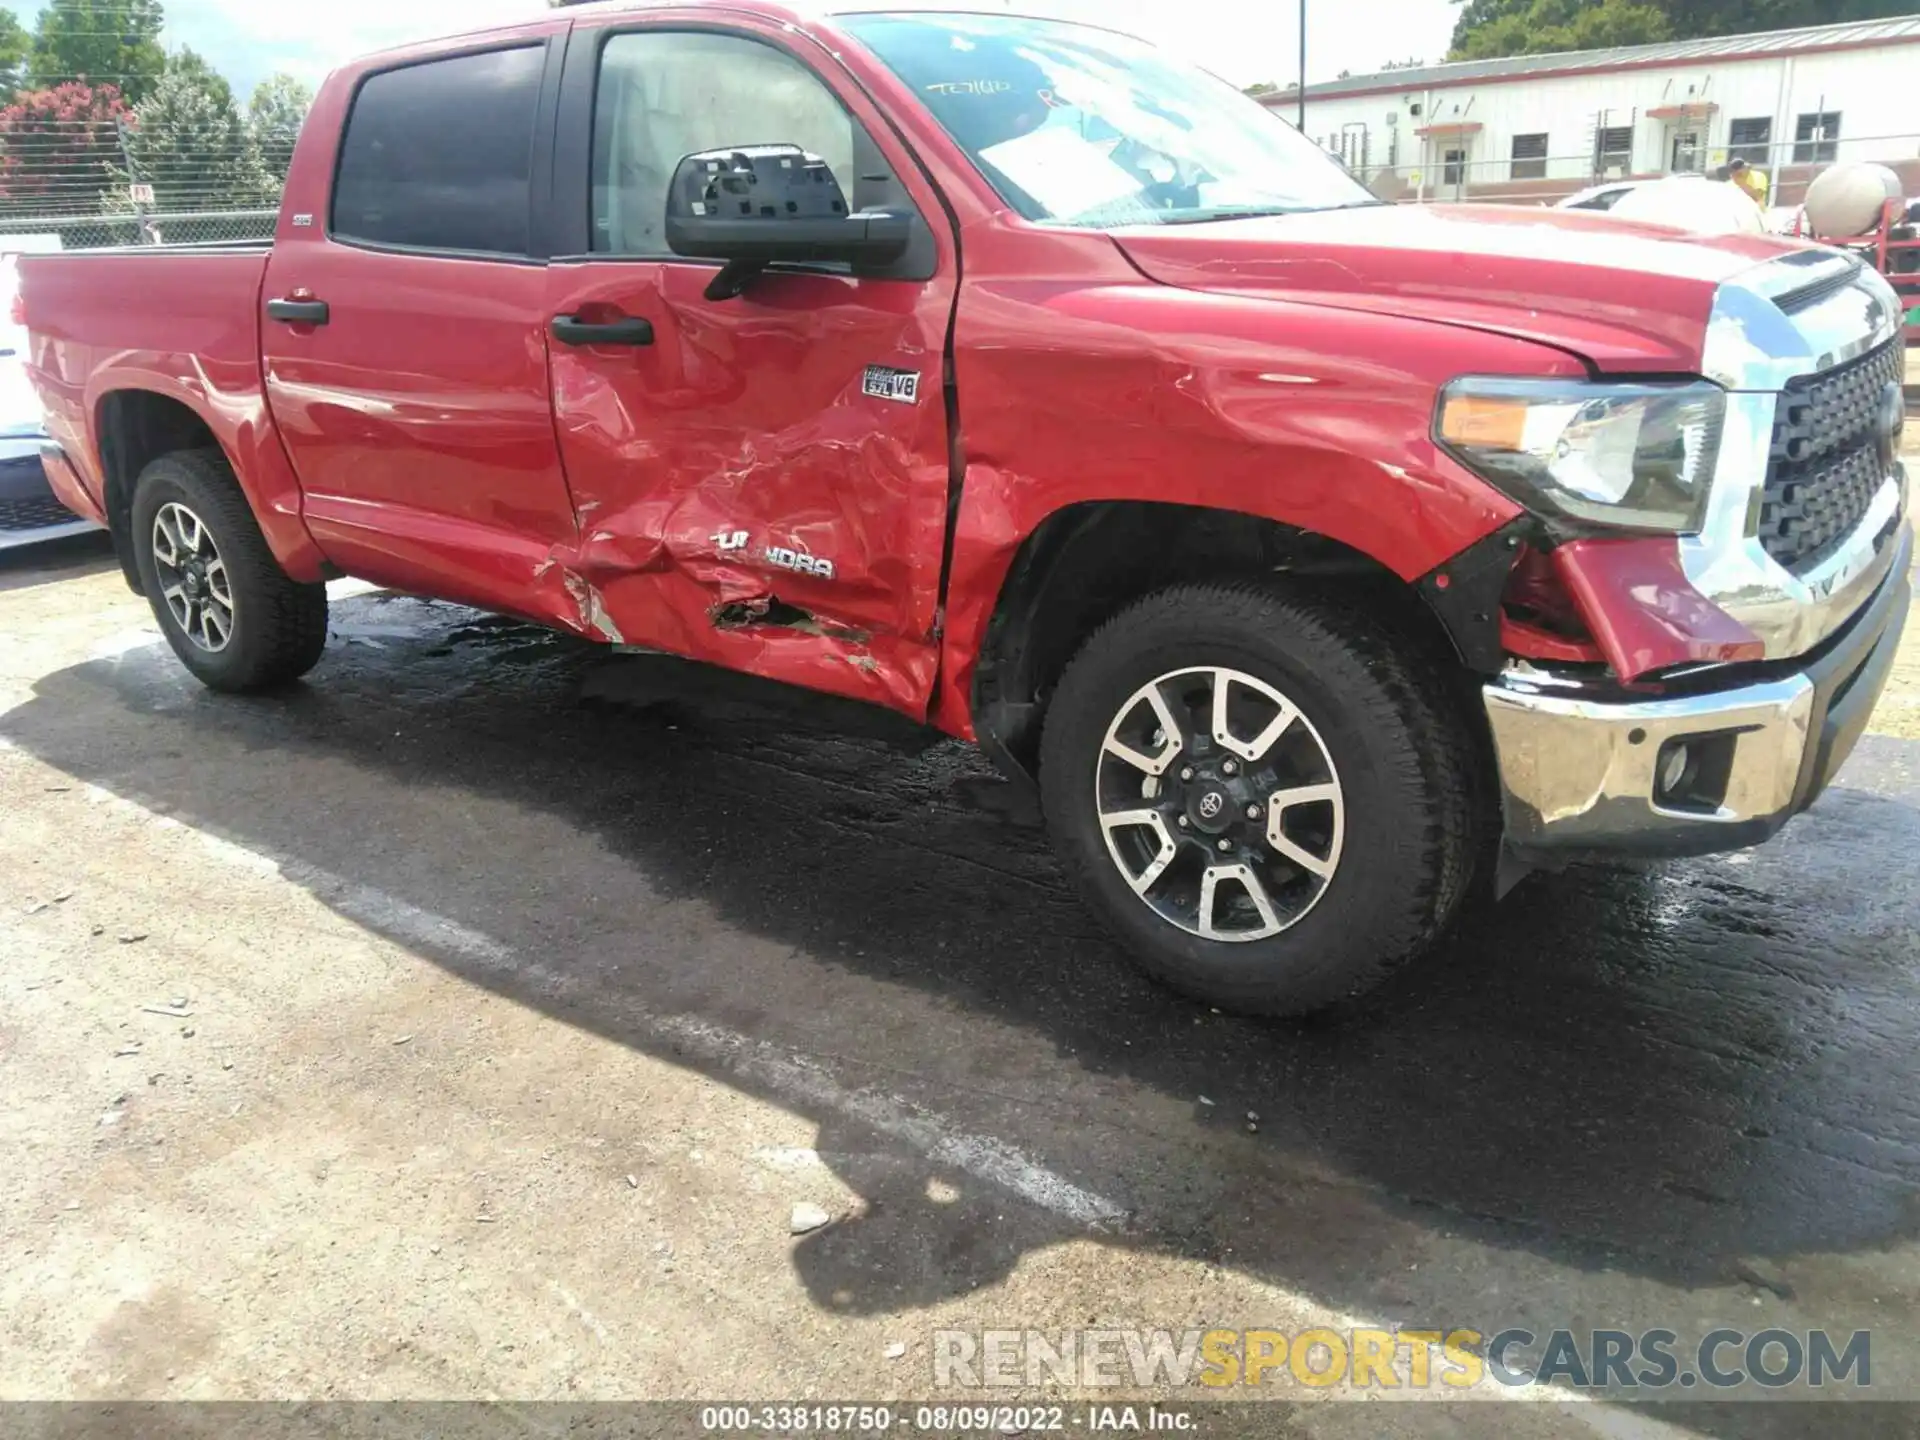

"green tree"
[1659,0,1919,39]
[108,61,273,215]
[28,0,165,103]
[1449,0,1919,59]
[162,46,231,113]
[247,73,312,185]
[0,8,30,103]
[1450,0,1669,58]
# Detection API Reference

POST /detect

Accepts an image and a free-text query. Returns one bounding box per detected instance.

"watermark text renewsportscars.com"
[933,1327,1871,1393]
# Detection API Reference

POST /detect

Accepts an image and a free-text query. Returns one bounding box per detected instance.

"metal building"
[1264,16,1920,205]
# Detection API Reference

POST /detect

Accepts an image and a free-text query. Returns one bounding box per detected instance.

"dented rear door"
[543,15,959,717]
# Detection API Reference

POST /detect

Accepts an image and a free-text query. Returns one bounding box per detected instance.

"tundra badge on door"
[765,546,836,580]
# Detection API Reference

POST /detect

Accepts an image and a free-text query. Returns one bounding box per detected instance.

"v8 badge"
[861,365,920,405]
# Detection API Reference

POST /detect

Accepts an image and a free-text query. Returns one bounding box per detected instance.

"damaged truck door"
[543,21,959,716]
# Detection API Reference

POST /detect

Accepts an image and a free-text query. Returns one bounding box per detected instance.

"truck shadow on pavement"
[7,596,1920,1422]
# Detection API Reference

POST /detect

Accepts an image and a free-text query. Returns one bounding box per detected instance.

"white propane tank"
[1803,162,1904,238]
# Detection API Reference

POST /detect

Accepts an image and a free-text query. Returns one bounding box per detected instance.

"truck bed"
[19,248,270,373]
[15,247,314,574]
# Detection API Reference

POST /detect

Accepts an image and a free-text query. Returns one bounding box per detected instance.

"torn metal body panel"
[1549,536,1765,681]
[545,226,956,717]
[561,569,626,644]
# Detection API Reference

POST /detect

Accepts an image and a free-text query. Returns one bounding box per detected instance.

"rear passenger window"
[333,46,544,256]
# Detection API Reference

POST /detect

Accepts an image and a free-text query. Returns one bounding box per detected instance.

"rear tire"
[1039,582,1478,1017]
[130,448,329,693]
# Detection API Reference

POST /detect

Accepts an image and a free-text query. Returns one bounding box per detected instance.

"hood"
[1109,202,1799,373]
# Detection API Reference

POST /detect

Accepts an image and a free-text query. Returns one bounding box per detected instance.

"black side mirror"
[665,144,912,299]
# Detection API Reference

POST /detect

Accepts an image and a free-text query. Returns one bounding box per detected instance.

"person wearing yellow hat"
[1728,157,1770,207]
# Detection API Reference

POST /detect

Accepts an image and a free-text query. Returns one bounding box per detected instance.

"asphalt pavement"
[3,518,1920,1437]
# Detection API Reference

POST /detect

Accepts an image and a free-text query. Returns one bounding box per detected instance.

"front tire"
[130,449,329,692]
[1039,582,1478,1017]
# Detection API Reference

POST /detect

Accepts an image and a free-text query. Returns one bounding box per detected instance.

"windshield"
[837,12,1375,228]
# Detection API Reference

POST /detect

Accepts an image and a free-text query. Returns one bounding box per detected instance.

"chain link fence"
[0,206,276,251]
[0,106,287,251]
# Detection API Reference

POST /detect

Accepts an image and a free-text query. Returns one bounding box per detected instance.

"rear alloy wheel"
[131,448,329,692]
[1097,666,1344,942]
[151,501,237,654]
[1040,582,1478,1017]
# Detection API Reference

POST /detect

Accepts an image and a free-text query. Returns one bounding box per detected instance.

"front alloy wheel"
[1039,582,1479,1016]
[1097,666,1344,942]
[151,500,235,653]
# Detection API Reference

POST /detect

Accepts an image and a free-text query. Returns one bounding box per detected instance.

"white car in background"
[1556,173,1775,235]
[1556,179,1639,213]
[0,241,100,551]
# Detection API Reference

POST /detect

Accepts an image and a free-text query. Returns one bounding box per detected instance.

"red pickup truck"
[20,4,1911,1016]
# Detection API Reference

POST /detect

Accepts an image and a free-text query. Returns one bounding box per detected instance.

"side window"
[333,46,545,256]
[591,32,858,255]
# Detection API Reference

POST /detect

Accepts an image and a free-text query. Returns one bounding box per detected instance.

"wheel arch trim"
[88,376,328,589]
[956,499,1467,785]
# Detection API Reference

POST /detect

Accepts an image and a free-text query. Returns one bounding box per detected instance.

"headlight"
[1435,378,1725,533]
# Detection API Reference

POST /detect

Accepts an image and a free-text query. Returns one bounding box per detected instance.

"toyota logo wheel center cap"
[1187,784,1236,835]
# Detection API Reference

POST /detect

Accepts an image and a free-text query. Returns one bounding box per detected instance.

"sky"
[16,0,1462,99]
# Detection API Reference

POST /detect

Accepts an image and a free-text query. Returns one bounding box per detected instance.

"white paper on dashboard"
[979,125,1153,222]
[1196,180,1279,208]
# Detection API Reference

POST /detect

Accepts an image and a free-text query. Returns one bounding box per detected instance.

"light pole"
[1297,0,1306,131]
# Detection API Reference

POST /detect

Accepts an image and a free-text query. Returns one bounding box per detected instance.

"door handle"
[267,298,330,325]
[551,314,654,346]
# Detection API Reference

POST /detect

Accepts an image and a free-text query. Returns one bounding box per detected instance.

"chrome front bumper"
[1484,522,1911,861]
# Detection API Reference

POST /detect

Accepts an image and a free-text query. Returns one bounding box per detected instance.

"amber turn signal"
[1437,393,1529,451]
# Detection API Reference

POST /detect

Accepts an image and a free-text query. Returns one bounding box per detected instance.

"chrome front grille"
[1685,255,1903,662]
[1760,338,1903,573]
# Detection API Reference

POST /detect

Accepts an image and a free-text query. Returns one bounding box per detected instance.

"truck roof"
[537,0,1003,19]
[346,3,1116,73]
